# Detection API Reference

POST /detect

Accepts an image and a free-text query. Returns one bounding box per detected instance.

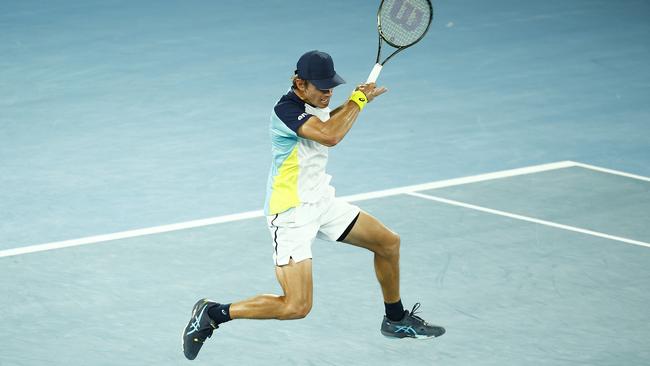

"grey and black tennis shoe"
[182,298,219,360]
[381,303,446,339]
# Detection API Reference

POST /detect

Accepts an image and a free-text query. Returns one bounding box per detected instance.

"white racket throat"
[366,63,383,83]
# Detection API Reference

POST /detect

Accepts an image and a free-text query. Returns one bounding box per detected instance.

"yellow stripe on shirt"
[268,145,300,214]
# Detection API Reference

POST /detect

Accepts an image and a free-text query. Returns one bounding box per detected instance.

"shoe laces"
[408,302,429,325]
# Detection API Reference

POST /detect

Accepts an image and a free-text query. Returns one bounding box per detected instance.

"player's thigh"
[275,258,313,306]
[341,211,399,256]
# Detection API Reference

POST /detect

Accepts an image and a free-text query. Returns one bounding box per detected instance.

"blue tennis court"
[1,0,649,365]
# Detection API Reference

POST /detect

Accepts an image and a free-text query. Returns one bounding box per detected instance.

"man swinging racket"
[182,50,445,360]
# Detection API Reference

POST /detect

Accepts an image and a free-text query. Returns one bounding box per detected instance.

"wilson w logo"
[389,0,424,31]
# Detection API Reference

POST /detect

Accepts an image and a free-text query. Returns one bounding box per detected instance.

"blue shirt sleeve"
[274,99,312,134]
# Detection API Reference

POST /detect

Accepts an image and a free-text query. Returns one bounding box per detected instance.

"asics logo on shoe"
[395,325,417,335]
[187,319,200,335]
[186,305,207,336]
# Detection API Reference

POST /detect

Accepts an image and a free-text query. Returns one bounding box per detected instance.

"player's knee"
[294,302,312,319]
[382,232,400,259]
[281,300,312,320]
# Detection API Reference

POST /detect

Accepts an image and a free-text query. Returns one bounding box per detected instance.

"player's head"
[293,50,345,108]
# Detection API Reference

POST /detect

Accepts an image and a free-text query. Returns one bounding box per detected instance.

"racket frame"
[367,0,433,83]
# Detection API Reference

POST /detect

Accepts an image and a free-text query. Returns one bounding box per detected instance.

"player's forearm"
[298,86,382,147]
[321,101,361,145]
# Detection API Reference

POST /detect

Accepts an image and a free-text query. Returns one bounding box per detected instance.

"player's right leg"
[182,207,318,360]
[230,258,313,320]
[226,210,316,320]
[181,258,313,360]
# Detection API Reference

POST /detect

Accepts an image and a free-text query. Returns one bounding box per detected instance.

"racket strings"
[379,0,432,47]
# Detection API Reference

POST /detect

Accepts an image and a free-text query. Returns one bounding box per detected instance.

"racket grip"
[366,63,383,83]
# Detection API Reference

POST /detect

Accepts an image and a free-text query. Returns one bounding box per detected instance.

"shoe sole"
[382,333,437,340]
[381,329,442,340]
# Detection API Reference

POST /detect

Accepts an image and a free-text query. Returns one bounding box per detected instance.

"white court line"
[0,210,265,259]
[406,191,650,249]
[4,160,648,257]
[0,161,576,258]
[570,161,650,182]
[341,161,577,202]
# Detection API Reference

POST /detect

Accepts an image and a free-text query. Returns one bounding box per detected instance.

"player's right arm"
[297,102,360,147]
[298,83,387,147]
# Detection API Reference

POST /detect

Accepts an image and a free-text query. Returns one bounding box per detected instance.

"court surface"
[2,0,649,365]
[2,161,649,366]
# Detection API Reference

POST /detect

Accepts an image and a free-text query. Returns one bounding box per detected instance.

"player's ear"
[297,78,309,92]
[291,74,301,91]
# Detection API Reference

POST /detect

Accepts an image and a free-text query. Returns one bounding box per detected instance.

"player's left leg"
[338,211,401,303]
[340,211,446,339]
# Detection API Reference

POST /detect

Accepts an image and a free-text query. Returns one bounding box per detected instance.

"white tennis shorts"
[266,190,360,266]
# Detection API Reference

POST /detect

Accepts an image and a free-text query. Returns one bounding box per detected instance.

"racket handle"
[366,63,383,83]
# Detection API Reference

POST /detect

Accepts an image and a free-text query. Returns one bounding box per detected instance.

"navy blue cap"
[296,50,345,90]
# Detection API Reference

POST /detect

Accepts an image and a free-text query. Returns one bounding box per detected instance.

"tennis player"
[182,50,445,360]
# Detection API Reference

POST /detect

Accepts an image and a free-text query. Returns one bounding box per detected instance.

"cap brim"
[310,73,346,90]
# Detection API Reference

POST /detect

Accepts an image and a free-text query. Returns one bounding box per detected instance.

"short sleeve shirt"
[264,90,332,215]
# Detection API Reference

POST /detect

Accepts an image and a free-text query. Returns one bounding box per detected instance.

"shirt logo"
[297,112,308,121]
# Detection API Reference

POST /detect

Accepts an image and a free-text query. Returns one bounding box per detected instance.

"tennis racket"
[366,0,434,83]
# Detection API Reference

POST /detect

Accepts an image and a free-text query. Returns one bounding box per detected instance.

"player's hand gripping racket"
[367,0,433,83]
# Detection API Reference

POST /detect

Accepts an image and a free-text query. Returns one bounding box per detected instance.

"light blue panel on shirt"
[264,112,299,215]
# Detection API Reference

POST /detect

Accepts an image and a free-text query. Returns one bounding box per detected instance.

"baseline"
[0,161,576,258]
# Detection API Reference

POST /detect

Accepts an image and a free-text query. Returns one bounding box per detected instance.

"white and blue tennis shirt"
[264,89,333,216]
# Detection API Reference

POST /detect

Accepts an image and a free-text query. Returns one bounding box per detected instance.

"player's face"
[303,82,333,108]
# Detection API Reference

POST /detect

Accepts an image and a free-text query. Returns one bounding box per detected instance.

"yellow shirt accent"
[269,146,300,214]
